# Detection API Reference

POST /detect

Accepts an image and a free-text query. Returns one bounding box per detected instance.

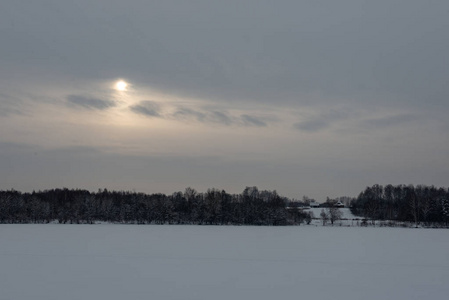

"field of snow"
[1,225,448,300]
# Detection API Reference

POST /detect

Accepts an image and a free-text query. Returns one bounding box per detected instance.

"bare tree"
[406,185,419,227]
[441,198,449,226]
[419,186,433,225]
[326,199,343,225]
[320,209,328,226]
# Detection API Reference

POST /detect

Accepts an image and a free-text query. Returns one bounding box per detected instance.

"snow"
[304,207,360,226]
[1,224,448,300]
[306,207,358,219]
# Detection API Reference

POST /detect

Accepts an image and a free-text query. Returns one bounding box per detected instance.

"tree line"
[0,187,311,225]
[350,184,449,226]
[1,184,448,226]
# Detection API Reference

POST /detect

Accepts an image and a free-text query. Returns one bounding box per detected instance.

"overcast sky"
[1,0,448,200]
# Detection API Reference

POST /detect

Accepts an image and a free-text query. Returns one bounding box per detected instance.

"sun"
[115,80,128,91]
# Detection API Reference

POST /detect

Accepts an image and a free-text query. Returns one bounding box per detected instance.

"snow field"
[1,225,448,300]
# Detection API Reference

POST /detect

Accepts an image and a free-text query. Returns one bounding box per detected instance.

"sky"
[1,0,449,201]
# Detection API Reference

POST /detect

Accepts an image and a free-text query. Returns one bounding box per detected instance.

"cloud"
[360,114,417,129]
[241,114,267,127]
[294,119,329,132]
[2,0,449,112]
[209,111,232,125]
[129,101,161,117]
[172,107,231,125]
[0,92,25,117]
[66,95,115,110]
[173,108,207,122]
[172,107,267,127]
[293,109,353,132]
[0,141,38,154]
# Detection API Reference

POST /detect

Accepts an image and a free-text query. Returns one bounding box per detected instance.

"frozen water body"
[1,224,448,300]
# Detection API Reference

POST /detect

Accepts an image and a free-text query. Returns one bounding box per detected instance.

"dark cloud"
[173,107,267,127]
[209,111,232,125]
[294,119,329,132]
[129,101,161,117]
[66,95,115,110]
[241,114,267,127]
[360,114,417,129]
[173,108,206,122]
[293,109,353,132]
[172,107,231,125]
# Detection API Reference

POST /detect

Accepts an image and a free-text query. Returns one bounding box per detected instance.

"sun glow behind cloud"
[114,80,128,91]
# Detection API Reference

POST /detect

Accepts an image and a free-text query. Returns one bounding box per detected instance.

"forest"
[0,187,297,225]
[350,184,449,226]
[0,184,448,226]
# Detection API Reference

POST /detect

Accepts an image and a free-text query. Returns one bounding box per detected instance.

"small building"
[335,201,345,208]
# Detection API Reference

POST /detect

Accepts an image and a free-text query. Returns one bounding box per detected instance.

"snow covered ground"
[305,207,357,219]
[303,207,361,226]
[1,225,448,300]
